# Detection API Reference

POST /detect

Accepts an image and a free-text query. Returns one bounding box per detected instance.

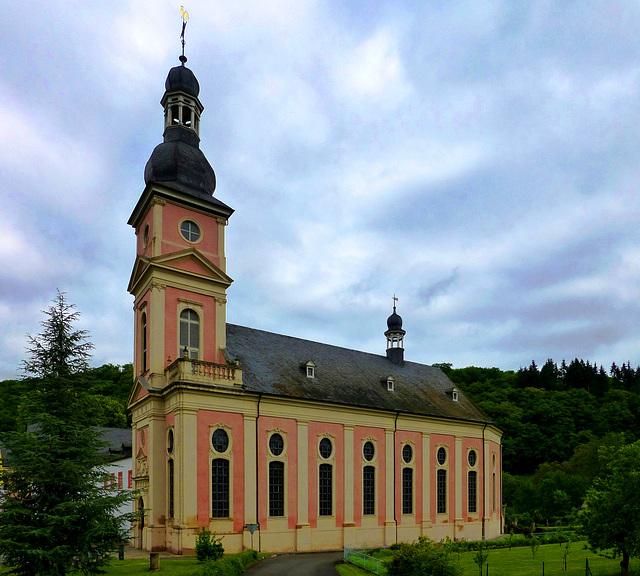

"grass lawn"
[1,551,268,576]
[337,542,640,576]
[103,556,200,576]
[105,551,268,576]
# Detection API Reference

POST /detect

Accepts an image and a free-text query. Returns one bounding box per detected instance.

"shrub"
[191,550,258,576]
[195,527,225,562]
[386,537,459,576]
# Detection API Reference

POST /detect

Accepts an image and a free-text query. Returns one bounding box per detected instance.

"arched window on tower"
[141,312,148,373]
[171,105,180,125]
[183,106,193,127]
[179,309,200,360]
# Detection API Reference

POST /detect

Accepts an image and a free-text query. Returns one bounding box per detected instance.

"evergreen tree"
[0,291,133,576]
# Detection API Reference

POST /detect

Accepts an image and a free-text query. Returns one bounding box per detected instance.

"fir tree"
[0,291,133,576]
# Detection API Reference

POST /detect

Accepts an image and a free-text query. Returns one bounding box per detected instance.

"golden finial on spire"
[180,6,190,61]
[393,294,398,309]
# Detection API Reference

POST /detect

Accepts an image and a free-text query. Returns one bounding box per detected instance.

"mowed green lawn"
[103,556,200,576]
[338,542,640,576]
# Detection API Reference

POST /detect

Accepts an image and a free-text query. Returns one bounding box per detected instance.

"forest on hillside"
[1,357,638,527]
[0,364,133,434]
[439,359,640,527]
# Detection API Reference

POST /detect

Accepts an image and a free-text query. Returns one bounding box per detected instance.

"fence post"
[542,561,545,576]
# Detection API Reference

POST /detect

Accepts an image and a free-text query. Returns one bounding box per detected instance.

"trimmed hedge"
[382,532,579,557]
[187,550,259,576]
[438,532,580,553]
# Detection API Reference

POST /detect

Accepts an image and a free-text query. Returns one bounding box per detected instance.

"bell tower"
[127,54,235,390]
[385,298,405,365]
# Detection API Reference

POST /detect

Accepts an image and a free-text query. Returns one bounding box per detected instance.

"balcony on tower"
[165,355,243,388]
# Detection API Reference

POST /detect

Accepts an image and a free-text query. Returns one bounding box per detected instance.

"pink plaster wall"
[353,426,386,526]
[396,430,423,525]
[257,416,298,529]
[196,410,245,532]
[136,212,153,257]
[462,437,483,521]
[488,442,501,516]
[171,257,215,276]
[161,203,220,265]
[308,422,344,529]
[430,434,455,524]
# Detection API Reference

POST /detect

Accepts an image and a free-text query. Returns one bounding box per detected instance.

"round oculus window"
[212,428,229,453]
[437,447,447,465]
[319,438,332,459]
[167,429,174,455]
[180,220,201,242]
[363,441,375,461]
[269,433,284,456]
[468,450,477,467]
[402,444,413,463]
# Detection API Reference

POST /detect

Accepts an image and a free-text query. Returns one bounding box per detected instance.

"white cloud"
[334,28,411,108]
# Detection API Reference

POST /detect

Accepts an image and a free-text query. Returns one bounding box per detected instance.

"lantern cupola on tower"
[385,297,405,365]
[143,55,218,200]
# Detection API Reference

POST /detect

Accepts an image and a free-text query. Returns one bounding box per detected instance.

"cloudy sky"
[2,1,640,380]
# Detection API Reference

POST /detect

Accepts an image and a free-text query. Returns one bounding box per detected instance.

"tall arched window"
[167,429,175,518]
[402,468,413,514]
[468,471,477,513]
[319,463,333,516]
[363,465,375,515]
[179,309,200,359]
[211,429,230,518]
[141,312,148,373]
[168,459,175,518]
[211,459,229,518]
[437,469,447,514]
[436,446,448,514]
[269,461,285,517]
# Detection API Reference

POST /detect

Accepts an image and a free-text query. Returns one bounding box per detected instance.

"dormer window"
[386,376,395,392]
[303,360,316,379]
[447,386,460,402]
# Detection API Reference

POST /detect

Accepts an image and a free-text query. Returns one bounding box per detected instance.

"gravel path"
[244,551,343,576]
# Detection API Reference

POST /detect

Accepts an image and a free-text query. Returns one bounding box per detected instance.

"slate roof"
[95,427,132,456]
[225,324,491,424]
[165,64,200,97]
[144,126,219,200]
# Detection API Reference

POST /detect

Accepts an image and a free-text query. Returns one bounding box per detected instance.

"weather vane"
[393,294,398,308]
[180,6,189,62]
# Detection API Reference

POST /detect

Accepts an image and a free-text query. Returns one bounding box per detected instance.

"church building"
[127,54,502,554]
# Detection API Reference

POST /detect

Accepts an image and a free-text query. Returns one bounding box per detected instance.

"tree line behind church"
[0,363,132,434]
[437,359,640,527]
[2,354,639,527]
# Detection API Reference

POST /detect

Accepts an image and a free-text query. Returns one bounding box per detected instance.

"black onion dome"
[144,127,216,197]
[387,307,403,331]
[165,64,200,97]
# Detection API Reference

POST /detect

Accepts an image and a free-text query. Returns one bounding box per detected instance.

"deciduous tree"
[582,441,640,576]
